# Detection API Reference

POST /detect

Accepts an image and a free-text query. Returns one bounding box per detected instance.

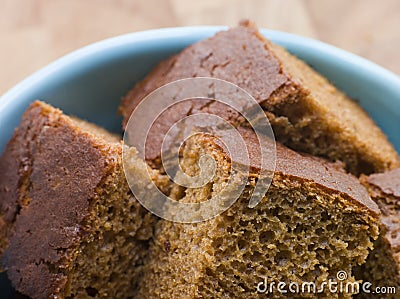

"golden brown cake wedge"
[0,101,166,299]
[119,21,399,175]
[355,169,400,298]
[135,128,380,299]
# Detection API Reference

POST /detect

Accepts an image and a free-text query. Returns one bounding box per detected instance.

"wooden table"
[0,0,399,95]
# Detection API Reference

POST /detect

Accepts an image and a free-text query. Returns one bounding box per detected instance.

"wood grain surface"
[0,0,399,95]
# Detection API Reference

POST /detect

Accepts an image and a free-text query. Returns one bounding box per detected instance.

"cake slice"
[355,169,400,298]
[135,128,380,298]
[119,21,399,175]
[0,101,166,299]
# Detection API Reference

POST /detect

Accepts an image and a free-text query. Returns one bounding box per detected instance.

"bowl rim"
[1,25,399,114]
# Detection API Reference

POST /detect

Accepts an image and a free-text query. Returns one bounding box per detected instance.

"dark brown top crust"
[129,98,245,166]
[0,103,53,227]
[120,21,288,128]
[365,168,400,198]
[362,169,400,250]
[200,127,380,216]
[122,21,286,165]
[0,101,118,298]
[0,101,55,261]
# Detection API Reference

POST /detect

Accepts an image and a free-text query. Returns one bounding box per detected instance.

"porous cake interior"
[355,236,399,299]
[70,115,155,297]
[135,134,379,299]
[262,40,399,175]
[63,149,154,298]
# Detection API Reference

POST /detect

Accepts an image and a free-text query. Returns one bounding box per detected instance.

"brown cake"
[1,21,397,299]
[119,21,399,175]
[0,101,167,299]
[135,128,380,298]
[355,169,400,298]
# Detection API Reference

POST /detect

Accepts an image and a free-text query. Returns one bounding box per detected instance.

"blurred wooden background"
[0,0,399,95]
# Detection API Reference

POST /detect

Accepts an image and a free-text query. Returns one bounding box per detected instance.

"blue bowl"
[1,27,400,155]
[0,26,400,295]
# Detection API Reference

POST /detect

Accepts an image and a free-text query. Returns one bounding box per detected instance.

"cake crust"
[120,21,399,175]
[0,101,155,299]
[2,102,112,296]
[365,168,400,198]
[233,128,379,215]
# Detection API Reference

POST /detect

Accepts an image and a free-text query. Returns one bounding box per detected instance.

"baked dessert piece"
[355,169,400,298]
[119,21,399,175]
[135,128,380,299]
[0,101,166,299]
